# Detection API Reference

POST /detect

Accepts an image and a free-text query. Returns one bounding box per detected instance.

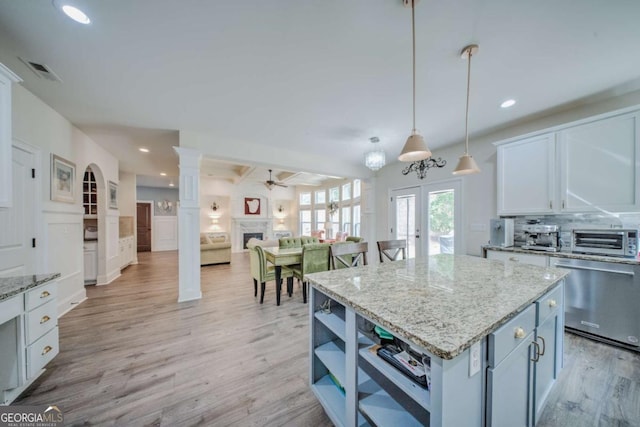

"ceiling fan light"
[452,153,481,175]
[398,132,432,162]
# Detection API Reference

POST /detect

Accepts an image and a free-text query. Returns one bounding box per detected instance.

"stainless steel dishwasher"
[550,257,640,349]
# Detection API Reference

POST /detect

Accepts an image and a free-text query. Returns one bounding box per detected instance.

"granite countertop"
[0,273,60,302]
[306,254,568,360]
[483,245,640,265]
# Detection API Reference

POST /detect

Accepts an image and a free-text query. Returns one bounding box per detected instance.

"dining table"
[262,246,302,305]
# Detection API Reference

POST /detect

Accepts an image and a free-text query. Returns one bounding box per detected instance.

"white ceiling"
[1,0,639,187]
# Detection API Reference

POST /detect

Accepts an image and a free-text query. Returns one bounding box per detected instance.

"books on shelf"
[375,344,431,389]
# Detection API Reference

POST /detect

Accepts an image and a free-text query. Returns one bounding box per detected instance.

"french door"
[391,180,462,258]
[390,187,422,258]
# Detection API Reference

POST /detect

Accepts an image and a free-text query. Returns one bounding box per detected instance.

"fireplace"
[243,232,264,249]
[232,218,270,252]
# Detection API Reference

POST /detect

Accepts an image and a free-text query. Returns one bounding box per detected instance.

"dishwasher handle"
[552,263,635,277]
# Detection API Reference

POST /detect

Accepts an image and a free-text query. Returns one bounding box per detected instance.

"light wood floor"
[15,251,640,426]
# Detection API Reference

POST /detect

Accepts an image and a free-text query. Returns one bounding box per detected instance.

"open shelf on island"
[312,375,371,427]
[359,388,424,427]
[315,310,346,342]
[359,344,431,410]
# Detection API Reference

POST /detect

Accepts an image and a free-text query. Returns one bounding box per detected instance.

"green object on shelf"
[374,325,393,340]
[329,372,345,395]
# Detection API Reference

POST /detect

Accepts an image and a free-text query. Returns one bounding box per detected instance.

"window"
[329,187,339,202]
[353,179,361,199]
[315,190,326,204]
[300,192,311,205]
[342,183,351,201]
[353,205,361,237]
[315,209,326,232]
[300,210,312,235]
[329,211,339,237]
[341,206,351,233]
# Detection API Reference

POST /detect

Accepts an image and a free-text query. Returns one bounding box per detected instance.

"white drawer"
[25,281,57,311]
[0,294,22,325]
[536,284,562,326]
[27,326,59,379]
[26,299,57,345]
[488,304,536,367]
[486,250,549,267]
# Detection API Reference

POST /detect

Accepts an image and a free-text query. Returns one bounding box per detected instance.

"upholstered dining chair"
[282,243,331,303]
[248,242,292,304]
[345,236,363,243]
[377,239,407,263]
[330,242,368,269]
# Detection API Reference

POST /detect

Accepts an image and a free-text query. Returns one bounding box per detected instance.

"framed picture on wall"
[244,197,261,215]
[50,154,76,203]
[108,181,118,209]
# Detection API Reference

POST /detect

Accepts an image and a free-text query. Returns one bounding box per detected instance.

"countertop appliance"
[551,257,639,350]
[521,224,559,252]
[571,229,638,258]
[489,218,514,247]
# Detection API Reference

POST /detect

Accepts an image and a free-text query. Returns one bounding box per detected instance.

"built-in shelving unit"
[83,168,97,216]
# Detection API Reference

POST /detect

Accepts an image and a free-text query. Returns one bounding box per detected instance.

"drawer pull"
[514,327,526,339]
[40,315,51,324]
[40,291,50,298]
[509,257,519,262]
[42,345,53,355]
[548,299,557,308]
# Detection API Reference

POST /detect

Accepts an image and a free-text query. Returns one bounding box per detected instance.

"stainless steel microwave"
[571,229,638,258]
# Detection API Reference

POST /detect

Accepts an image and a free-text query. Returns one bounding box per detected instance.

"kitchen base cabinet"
[84,240,98,284]
[0,276,59,405]
[311,282,565,427]
[310,286,483,427]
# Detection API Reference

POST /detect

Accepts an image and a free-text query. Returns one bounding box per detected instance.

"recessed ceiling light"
[53,1,91,25]
[139,148,149,153]
[169,182,175,187]
[160,172,166,176]
[500,99,516,109]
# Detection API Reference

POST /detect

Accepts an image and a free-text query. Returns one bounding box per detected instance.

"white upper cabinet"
[497,133,556,216]
[558,112,639,212]
[497,108,640,215]
[0,63,22,208]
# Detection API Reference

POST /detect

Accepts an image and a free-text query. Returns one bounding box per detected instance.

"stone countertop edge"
[483,245,640,265]
[0,273,61,302]
[307,255,568,361]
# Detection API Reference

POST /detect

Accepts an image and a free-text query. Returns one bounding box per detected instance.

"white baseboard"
[57,289,87,317]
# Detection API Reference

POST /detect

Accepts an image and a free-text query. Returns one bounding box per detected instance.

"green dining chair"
[282,243,331,303]
[248,243,292,305]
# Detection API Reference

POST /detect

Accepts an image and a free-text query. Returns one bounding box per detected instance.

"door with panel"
[136,202,152,252]
[390,187,421,258]
[0,145,35,277]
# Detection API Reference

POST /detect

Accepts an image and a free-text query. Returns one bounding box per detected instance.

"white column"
[174,147,202,302]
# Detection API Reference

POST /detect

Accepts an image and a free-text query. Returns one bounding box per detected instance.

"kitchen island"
[306,254,568,427]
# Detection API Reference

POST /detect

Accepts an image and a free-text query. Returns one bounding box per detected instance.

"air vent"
[19,57,63,83]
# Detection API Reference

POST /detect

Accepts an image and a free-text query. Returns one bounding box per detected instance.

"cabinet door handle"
[40,315,51,324]
[42,345,53,355]
[549,201,553,209]
[537,335,546,356]
[514,327,526,339]
[531,341,541,362]
[40,291,50,298]
[562,200,565,209]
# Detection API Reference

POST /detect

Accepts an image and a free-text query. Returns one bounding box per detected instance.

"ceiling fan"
[264,169,288,190]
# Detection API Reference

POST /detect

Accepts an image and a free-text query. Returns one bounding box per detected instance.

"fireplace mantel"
[231,217,271,252]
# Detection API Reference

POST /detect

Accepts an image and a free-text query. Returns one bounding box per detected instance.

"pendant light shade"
[398,0,432,163]
[453,44,481,175]
[365,137,386,170]
[399,132,431,162]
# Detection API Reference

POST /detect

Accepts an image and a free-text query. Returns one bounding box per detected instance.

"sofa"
[278,236,320,248]
[200,232,231,265]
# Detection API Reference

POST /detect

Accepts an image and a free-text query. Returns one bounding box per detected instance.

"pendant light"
[364,137,386,171]
[453,44,481,175]
[398,0,432,162]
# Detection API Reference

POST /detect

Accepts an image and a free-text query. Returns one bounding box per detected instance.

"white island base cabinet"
[310,287,484,427]
[310,283,564,427]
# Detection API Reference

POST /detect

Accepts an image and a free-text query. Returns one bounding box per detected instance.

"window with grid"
[353,204,361,237]
[341,206,351,233]
[300,210,312,236]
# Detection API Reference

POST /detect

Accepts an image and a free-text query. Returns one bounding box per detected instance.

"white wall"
[374,89,640,256]
[12,84,120,315]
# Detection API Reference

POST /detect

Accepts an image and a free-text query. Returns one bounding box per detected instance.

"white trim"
[57,291,87,317]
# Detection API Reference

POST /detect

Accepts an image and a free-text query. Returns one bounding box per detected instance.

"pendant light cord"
[464,47,472,155]
[411,0,416,133]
